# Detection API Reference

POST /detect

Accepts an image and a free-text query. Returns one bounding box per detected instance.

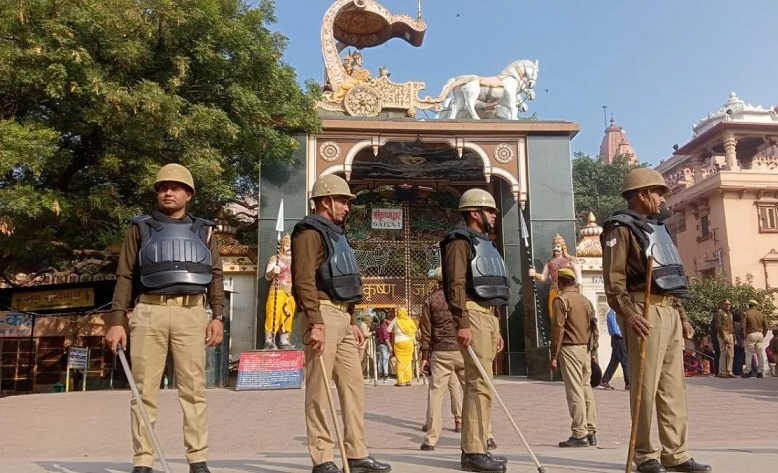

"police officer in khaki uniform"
[105,164,225,473]
[742,299,768,378]
[714,300,735,378]
[602,168,711,473]
[550,268,598,448]
[441,188,508,473]
[291,174,391,473]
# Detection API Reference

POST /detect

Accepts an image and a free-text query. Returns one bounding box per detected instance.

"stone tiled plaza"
[2,376,775,472]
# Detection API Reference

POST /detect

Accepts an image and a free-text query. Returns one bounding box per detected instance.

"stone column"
[691,152,704,184]
[723,131,740,171]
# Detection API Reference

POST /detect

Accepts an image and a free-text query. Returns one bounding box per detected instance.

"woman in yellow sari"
[389,307,417,386]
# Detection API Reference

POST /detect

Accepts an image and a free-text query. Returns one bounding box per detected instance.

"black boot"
[420,443,435,451]
[461,452,507,465]
[189,463,211,473]
[665,458,712,472]
[637,459,667,473]
[312,462,342,473]
[558,436,589,448]
[346,456,392,472]
[131,468,152,473]
[587,432,597,446]
[461,453,506,472]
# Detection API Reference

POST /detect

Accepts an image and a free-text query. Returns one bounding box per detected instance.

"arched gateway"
[257,0,579,378]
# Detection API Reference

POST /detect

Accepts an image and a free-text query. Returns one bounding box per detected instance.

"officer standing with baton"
[441,188,508,473]
[602,168,711,473]
[105,163,224,473]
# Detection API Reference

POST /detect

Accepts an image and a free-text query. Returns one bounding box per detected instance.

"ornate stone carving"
[343,85,382,117]
[319,141,341,162]
[576,213,604,258]
[693,91,778,137]
[493,143,515,164]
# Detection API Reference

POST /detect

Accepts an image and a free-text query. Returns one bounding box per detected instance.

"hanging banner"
[0,312,33,337]
[371,208,403,229]
[11,287,94,312]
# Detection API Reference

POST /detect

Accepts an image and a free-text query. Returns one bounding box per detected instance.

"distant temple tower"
[599,117,638,164]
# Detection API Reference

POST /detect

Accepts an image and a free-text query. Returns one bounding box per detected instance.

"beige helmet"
[621,168,669,197]
[310,174,355,200]
[154,163,195,192]
[458,188,498,212]
[558,267,576,281]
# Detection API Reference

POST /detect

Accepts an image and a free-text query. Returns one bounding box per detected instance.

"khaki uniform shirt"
[291,228,358,326]
[715,310,734,336]
[602,223,687,324]
[550,289,597,362]
[109,223,224,327]
[743,309,767,336]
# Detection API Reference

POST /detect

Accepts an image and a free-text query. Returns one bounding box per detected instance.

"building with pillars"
[655,92,778,288]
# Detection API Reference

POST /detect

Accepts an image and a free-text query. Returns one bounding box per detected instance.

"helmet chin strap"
[326,196,336,222]
[480,209,492,233]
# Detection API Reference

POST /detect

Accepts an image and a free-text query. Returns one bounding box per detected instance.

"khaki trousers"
[129,301,209,467]
[619,301,689,466]
[559,344,597,438]
[460,303,499,454]
[743,332,765,374]
[717,333,734,375]
[424,350,465,446]
[302,303,369,466]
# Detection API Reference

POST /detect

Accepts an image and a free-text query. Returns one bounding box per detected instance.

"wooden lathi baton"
[625,255,654,473]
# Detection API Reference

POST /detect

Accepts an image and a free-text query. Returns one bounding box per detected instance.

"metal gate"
[346,189,461,318]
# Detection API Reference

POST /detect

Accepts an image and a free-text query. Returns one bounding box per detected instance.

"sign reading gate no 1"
[371,208,402,229]
[66,346,89,392]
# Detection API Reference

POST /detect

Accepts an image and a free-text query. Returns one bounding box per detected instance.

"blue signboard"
[235,350,304,391]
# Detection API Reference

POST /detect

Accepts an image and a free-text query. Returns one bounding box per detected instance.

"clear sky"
[274,0,778,165]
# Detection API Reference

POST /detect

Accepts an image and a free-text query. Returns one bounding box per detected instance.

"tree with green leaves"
[571,152,645,229]
[684,274,777,338]
[0,0,319,283]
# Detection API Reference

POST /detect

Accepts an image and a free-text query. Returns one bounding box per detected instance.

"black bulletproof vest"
[135,212,213,291]
[603,210,689,297]
[441,226,509,307]
[292,215,363,303]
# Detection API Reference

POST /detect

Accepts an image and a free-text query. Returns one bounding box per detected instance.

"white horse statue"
[438,59,539,120]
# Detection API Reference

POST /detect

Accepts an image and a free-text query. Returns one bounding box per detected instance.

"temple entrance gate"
[346,188,461,318]
[254,0,581,379]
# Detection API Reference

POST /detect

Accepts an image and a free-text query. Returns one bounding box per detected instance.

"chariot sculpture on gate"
[316,0,539,120]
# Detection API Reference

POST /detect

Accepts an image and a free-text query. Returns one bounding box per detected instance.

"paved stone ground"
[1,376,776,472]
